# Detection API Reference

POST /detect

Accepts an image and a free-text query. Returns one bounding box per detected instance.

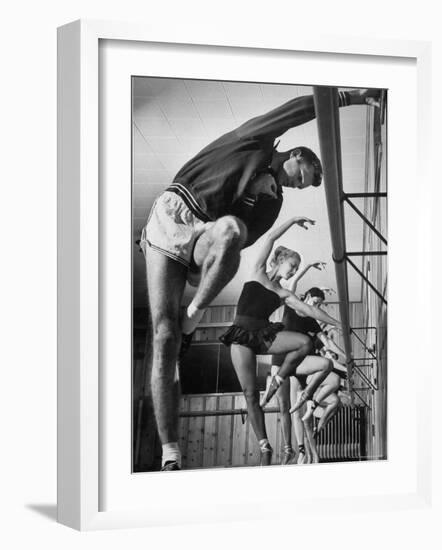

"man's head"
[281,147,322,189]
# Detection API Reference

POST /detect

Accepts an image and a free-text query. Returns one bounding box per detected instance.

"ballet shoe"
[259,443,273,466]
[296,449,306,465]
[289,390,310,413]
[260,376,282,407]
[281,447,295,465]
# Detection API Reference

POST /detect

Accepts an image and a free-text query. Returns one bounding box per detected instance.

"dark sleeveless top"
[281,305,322,336]
[219,280,284,354]
[235,280,281,320]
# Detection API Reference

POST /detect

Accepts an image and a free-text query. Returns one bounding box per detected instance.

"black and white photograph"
[131,77,387,472]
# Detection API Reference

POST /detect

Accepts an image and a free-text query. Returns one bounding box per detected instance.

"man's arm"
[236,88,380,141]
[236,95,316,141]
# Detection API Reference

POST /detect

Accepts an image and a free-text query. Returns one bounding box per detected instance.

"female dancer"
[270,275,347,464]
[294,348,348,463]
[277,321,345,463]
[219,216,341,465]
[301,349,347,427]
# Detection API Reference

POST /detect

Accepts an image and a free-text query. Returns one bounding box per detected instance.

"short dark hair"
[290,146,323,187]
[305,286,326,301]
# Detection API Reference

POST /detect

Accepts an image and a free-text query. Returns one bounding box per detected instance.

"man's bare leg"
[145,247,187,468]
[181,216,247,335]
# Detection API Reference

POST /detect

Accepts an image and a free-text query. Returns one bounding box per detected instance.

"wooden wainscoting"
[178,393,366,470]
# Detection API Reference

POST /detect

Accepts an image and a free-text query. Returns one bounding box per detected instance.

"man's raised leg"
[145,247,187,469]
[181,216,247,335]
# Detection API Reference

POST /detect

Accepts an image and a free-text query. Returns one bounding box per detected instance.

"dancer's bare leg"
[289,378,306,464]
[260,332,313,407]
[271,367,294,464]
[231,345,266,442]
[303,415,319,463]
[313,373,341,404]
[302,372,340,422]
[276,379,292,448]
[230,345,273,465]
[304,436,313,464]
[267,332,313,379]
[317,394,340,433]
[289,356,332,413]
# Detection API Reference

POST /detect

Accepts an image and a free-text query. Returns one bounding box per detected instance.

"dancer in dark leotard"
[219,217,341,465]
[270,286,326,463]
[220,281,285,354]
[268,257,348,464]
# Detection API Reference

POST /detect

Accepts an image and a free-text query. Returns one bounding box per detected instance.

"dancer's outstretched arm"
[252,216,314,272]
[283,292,341,328]
[287,260,326,293]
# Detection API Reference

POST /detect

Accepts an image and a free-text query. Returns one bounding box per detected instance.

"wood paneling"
[202,396,218,468]
[177,395,365,470]
[231,395,247,466]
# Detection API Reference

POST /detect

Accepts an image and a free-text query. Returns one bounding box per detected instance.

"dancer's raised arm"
[288,260,326,293]
[252,216,314,272]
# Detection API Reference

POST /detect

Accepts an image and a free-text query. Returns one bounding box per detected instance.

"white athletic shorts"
[140,191,208,268]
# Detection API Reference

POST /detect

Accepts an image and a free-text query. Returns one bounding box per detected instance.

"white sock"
[187,302,200,319]
[162,442,181,467]
[181,303,205,335]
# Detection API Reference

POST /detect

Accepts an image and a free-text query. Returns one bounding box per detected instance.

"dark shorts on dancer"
[219,315,284,354]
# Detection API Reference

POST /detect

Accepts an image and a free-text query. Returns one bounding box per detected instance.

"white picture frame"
[57,19,433,531]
